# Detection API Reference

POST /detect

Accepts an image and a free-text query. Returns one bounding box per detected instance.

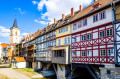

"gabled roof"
[71,0,115,22]
[12,18,18,28]
[1,43,8,48]
[14,57,26,62]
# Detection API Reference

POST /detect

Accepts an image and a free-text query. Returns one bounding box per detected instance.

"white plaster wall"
[17,62,26,68]
[76,51,80,56]
[93,32,98,39]
[93,50,98,56]
[10,28,20,44]
[71,8,113,34]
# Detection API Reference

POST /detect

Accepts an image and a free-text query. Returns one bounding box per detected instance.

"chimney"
[38,29,40,32]
[48,22,50,26]
[79,5,83,11]
[71,8,74,16]
[94,0,98,2]
[54,18,56,24]
[27,34,29,37]
[62,14,65,21]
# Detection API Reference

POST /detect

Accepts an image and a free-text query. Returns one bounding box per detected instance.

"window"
[53,41,56,46]
[87,50,92,56]
[107,29,113,36]
[59,26,68,33]
[87,34,92,40]
[100,31,105,38]
[54,50,65,57]
[43,36,46,40]
[16,31,17,35]
[100,49,106,56]
[65,26,68,32]
[78,21,82,28]
[64,38,67,44]
[43,43,46,48]
[47,43,49,47]
[58,39,61,45]
[72,37,76,43]
[108,49,114,56]
[40,37,42,42]
[83,18,87,26]
[72,52,76,57]
[73,23,77,30]
[95,6,98,10]
[81,51,86,57]
[68,37,70,43]
[93,14,98,22]
[81,36,86,41]
[100,11,105,20]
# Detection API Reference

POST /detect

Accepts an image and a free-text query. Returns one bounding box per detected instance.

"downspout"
[70,24,72,78]
[111,2,118,65]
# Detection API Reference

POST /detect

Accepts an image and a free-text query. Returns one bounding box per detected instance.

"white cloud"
[15,8,25,14]
[0,26,10,37]
[21,33,29,36]
[34,19,48,25]
[32,1,38,5]
[33,0,92,24]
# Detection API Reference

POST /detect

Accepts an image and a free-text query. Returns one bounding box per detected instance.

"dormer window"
[93,3,101,10]
[95,6,98,10]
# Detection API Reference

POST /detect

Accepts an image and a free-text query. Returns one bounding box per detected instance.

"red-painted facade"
[72,22,114,64]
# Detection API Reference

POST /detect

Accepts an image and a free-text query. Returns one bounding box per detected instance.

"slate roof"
[12,18,18,28]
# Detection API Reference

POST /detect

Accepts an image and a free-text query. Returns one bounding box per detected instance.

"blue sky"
[0,0,93,44]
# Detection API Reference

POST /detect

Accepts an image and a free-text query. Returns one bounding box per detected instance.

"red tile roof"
[14,57,26,62]
[1,43,8,48]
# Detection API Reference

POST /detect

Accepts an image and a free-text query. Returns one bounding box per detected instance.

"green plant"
[9,64,12,68]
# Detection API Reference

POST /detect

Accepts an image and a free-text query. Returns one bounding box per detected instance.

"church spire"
[13,18,18,28]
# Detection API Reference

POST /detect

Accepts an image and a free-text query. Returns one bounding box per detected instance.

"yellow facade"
[56,25,71,46]
[56,36,71,46]
[8,47,14,60]
[56,25,71,37]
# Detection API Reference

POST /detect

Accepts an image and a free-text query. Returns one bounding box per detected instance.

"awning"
[52,46,69,51]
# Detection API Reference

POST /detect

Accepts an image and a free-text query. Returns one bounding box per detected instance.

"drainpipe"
[111,2,118,65]
[70,24,72,78]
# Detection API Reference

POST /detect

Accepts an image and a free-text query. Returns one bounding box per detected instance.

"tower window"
[16,31,17,35]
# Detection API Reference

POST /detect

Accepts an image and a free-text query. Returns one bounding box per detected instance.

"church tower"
[9,18,20,44]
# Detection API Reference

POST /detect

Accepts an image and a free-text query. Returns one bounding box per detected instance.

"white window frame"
[83,18,87,26]
[81,51,86,57]
[100,30,105,38]
[81,36,86,41]
[107,29,113,36]
[64,38,67,44]
[87,50,92,57]
[108,49,114,56]
[72,37,76,43]
[72,52,76,57]
[78,21,82,28]
[93,14,98,22]
[68,37,70,43]
[100,49,106,56]
[58,39,61,45]
[100,11,105,20]
[87,34,92,40]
